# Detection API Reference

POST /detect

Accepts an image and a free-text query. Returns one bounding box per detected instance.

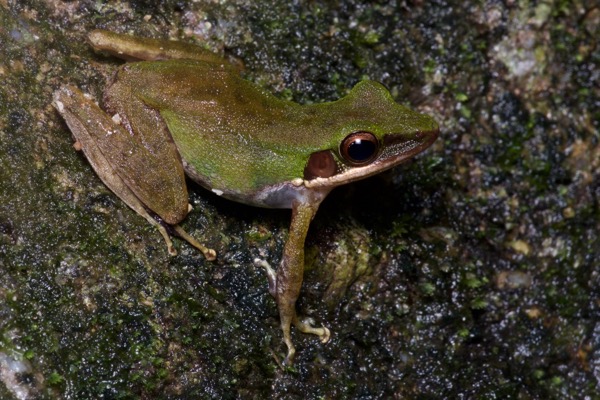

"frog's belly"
[183,161,330,209]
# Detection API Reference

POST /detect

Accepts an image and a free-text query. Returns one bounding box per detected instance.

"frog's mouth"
[304,127,439,189]
[379,127,440,164]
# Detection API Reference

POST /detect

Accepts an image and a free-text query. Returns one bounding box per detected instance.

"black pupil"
[347,139,376,162]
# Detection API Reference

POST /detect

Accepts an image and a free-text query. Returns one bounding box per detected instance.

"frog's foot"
[173,225,216,261]
[156,224,177,256]
[282,332,296,366]
[281,317,329,365]
[137,208,178,256]
[253,258,277,297]
[295,317,331,344]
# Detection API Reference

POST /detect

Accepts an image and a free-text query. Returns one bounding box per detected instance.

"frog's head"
[303,80,439,188]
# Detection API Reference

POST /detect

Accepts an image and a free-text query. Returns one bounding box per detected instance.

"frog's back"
[110,60,329,203]
[107,60,436,208]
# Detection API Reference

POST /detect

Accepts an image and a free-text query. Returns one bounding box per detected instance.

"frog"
[52,29,439,365]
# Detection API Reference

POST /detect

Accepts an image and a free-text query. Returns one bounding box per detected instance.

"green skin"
[52,30,439,365]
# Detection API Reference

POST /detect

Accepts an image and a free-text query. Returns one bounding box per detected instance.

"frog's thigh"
[100,79,189,225]
[53,86,180,255]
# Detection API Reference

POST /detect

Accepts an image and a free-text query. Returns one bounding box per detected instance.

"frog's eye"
[340,131,379,165]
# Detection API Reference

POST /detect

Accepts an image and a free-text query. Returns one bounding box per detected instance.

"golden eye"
[340,131,379,165]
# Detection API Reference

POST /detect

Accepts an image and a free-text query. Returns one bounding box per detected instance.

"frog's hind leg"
[53,86,180,254]
[53,85,214,259]
[100,79,190,226]
[103,81,217,260]
[88,29,228,64]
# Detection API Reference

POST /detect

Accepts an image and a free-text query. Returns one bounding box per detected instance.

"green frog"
[53,30,439,365]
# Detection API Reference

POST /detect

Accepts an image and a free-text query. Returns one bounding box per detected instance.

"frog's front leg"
[259,201,331,365]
